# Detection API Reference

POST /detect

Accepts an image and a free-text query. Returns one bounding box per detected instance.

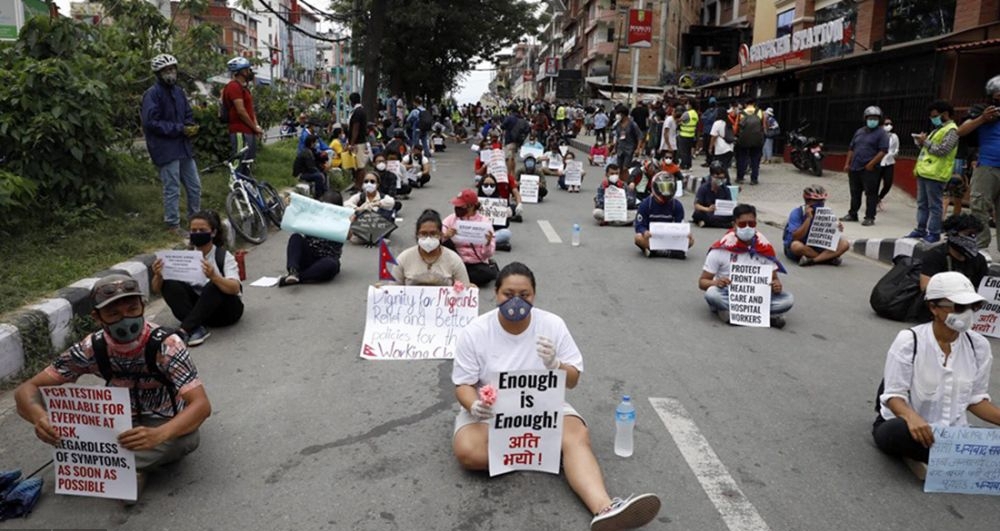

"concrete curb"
[0,255,156,382]
[851,237,930,265]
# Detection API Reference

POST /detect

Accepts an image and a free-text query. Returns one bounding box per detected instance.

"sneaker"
[186,326,211,347]
[861,218,875,226]
[696,220,706,228]
[750,180,758,186]
[770,316,786,329]
[665,250,687,260]
[590,493,661,531]
[903,229,926,239]
[716,310,731,324]
[642,247,652,258]
[510,214,523,223]
[495,241,512,252]
[799,256,815,267]
[924,233,941,244]
[278,273,300,287]
[840,215,859,222]
[828,257,843,266]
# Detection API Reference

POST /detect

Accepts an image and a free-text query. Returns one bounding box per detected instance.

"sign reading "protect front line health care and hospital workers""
[747,17,848,64]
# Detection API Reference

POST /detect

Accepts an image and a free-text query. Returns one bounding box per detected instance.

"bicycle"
[202,147,285,244]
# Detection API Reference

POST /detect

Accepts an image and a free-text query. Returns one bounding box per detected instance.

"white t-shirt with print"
[452,308,584,388]
[711,119,733,155]
[703,247,773,279]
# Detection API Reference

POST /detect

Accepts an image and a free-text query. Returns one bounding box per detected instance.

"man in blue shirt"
[692,161,734,228]
[841,105,889,226]
[960,75,1000,252]
[783,185,849,266]
[635,172,693,258]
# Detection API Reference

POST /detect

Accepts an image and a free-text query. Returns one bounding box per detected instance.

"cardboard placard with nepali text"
[971,276,1000,338]
[40,385,137,501]
[360,285,479,360]
[805,207,841,251]
[480,197,509,226]
[728,254,774,328]
[603,186,628,223]
[488,152,509,184]
[488,370,566,477]
[564,161,583,186]
[925,426,1000,495]
[520,175,540,204]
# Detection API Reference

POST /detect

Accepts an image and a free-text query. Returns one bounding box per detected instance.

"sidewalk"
[568,132,926,264]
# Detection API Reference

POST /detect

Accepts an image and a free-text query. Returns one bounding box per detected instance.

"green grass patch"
[0,139,301,317]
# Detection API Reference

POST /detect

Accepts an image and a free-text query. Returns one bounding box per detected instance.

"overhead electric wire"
[257,0,351,43]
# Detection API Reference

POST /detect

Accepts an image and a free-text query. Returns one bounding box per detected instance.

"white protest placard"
[547,155,563,171]
[925,426,1000,495]
[40,385,136,501]
[156,250,207,284]
[649,222,690,251]
[470,144,481,152]
[520,175,540,203]
[519,145,543,159]
[972,277,1000,338]
[805,207,841,251]
[453,220,493,245]
[715,199,736,217]
[728,185,740,202]
[559,145,569,157]
[480,149,497,163]
[433,136,445,146]
[488,156,509,184]
[728,254,774,328]
[604,186,628,223]
[386,160,402,177]
[593,154,606,166]
[249,276,281,287]
[360,285,479,360]
[480,197,509,226]
[564,161,583,186]
[488,370,565,477]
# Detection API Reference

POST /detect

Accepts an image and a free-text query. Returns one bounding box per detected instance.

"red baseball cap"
[450,189,479,207]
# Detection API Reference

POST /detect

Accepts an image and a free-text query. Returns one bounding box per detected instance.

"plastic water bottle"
[614,395,635,457]
[571,223,581,247]
[431,157,437,173]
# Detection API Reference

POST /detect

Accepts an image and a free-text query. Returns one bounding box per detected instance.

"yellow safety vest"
[679,109,698,138]
[914,121,958,182]
[556,106,566,120]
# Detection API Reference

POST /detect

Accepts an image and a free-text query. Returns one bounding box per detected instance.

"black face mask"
[190,232,213,247]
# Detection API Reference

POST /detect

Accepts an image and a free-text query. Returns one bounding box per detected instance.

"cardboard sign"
[480,197,509,226]
[480,149,497,164]
[433,136,444,146]
[926,426,1000,495]
[805,207,841,251]
[603,186,628,223]
[156,250,207,284]
[360,285,479,360]
[488,157,509,184]
[488,370,566,477]
[649,222,690,251]
[728,254,774,328]
[972,277,1000,337]
[714,200,736,217]
[281,192,353,243]
[40,385,137,501]
[520,175,540,203]
[386,160,402,177]
[547,155,563,171]
[593,154,606,166]
[520,145,543,159]
[453,220,493,245]
[564,161,583,186]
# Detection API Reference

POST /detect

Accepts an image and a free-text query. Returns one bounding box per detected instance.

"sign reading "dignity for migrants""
[748,17,847,64]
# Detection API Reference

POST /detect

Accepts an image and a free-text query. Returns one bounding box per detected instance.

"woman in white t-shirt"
[874,272,1000,467]
[451,262,661,531]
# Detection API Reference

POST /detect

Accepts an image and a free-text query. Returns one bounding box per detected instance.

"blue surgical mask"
[736,226,756,242]
[105,316,145,343]
[866,119,879,129]
[930,115,943,127]
[498,296,532,322]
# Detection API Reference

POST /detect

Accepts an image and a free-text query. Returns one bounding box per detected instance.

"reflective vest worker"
[679,108,699,139]
[914,119,959,183]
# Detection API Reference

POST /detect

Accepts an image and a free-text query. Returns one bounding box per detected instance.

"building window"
[606,27,614,42]
[884,0,956,45]
[776,9,794,38]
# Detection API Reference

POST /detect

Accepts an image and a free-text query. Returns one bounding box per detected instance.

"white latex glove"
[537,336,559,370]
[514,203,524,215]
[469,400,494,419]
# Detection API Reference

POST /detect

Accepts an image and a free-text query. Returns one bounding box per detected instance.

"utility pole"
[630,0,644,106]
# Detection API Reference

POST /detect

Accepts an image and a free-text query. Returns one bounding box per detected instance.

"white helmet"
[150,54,178,73]
[863,105,883,118]
[987,75,1000,95]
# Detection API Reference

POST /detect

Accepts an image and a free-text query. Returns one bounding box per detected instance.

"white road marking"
[649,397,772,531]
[537,220,563,244]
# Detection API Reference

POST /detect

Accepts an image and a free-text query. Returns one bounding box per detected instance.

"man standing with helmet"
[223,57,264,174]
[141,54,201,238]
[960,75,1000,253]
[842,106,889,227]
[905,100,959,243]
[634,172,694,258]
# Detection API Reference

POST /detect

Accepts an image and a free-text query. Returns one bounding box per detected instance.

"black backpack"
[417,109,433,132]
[512,118,531,145]
[869,255,925,322]
[91,327,179,417]
[723,120,737,145]
[736,110,764,148]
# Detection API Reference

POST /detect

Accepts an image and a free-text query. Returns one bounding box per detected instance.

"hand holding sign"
[156,251,207,284]
[649,222,691,251]
[806,207,841,251]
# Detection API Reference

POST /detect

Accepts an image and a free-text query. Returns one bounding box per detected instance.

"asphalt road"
[2,141,999,531]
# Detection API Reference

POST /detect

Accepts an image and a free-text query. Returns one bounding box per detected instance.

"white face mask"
[945,309,975,333]
[363,182,377,193]
[883,124,893,132]
[736,226,756,242]
[418,237,440,253]
[376,162,387,171]
[608,174,619,184]
[481,185,496,196]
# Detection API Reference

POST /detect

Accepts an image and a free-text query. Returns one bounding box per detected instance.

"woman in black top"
[920,213,989,292]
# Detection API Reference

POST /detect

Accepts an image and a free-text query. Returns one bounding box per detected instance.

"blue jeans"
[230,132,258,175]
[704,286,794,315]
[298,171,328,198]
[159,157,202,228]
[915,176,945,237]
[736,146,762,182]
[495,228,512,244]
[763,138,774,161]
[410,128,431,155]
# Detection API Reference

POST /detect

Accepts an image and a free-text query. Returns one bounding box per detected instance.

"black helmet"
[392,128,405,139]
[709,160,726,175]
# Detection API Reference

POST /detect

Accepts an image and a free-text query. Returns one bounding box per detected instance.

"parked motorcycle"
[787,122,824,177]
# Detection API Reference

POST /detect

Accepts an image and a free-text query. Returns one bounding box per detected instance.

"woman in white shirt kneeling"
[874,271,1000,464]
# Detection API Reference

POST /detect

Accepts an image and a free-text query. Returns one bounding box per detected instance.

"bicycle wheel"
[226,188,268,244]
[259,182,286,227]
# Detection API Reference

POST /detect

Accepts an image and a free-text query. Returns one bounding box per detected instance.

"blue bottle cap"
[622,395,631,401]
